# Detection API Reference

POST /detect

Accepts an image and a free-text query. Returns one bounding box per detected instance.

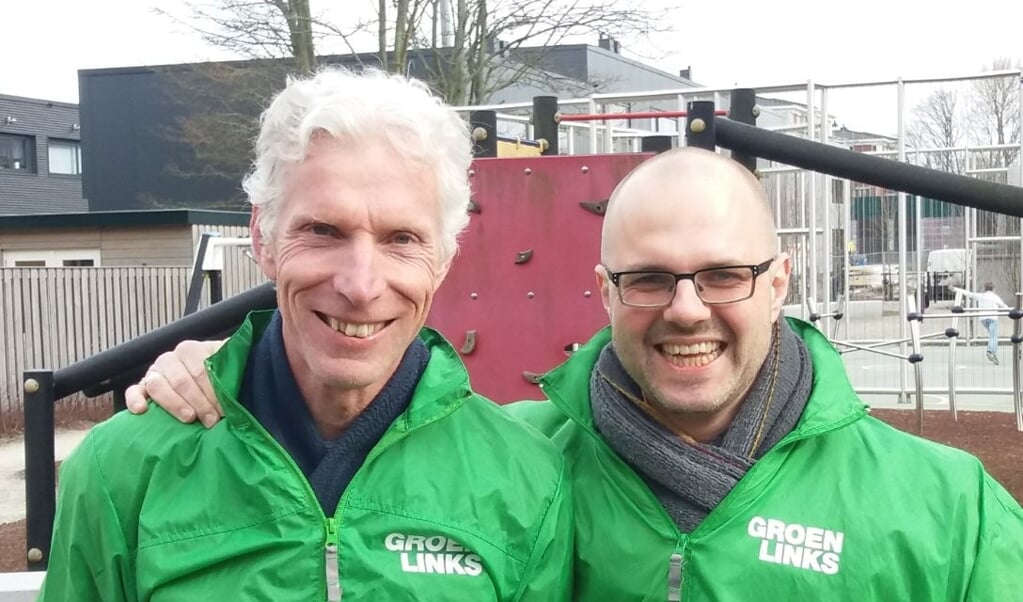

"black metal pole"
[112,385,128,413]
[23,370,56,571]
[728,88,757,173]
[685,100,717,151]
[532,96,559,156]
[716,118,1023,218]
[469,110,498,158]
[184,233,215,316]
[208,271,224,305]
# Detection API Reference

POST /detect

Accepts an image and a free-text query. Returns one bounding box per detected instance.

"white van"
[927,248,966,275]
[926,248,966,300]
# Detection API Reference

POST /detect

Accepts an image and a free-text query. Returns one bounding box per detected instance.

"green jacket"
[508,318,1023,601]
[41,312,573,601]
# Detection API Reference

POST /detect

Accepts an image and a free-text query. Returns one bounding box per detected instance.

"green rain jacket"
[41,311,573,601]
[509,318,1023,601]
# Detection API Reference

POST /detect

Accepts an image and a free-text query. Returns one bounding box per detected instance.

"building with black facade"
[77,39,699,213]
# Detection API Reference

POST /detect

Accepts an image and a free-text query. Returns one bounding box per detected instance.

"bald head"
[601,148,777,265]
[595,148,792,441]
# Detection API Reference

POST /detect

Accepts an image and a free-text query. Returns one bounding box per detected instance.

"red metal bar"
[558,109,728,122]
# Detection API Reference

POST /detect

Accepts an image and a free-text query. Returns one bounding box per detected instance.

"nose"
[332,239,385,305]
[661,278,712,325]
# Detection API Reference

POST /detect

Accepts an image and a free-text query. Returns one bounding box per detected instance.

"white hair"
[242,67,472,260]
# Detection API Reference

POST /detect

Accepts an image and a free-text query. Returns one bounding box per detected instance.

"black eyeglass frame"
[604,257,776,307]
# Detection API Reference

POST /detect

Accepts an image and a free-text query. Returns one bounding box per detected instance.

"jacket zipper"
[216,372,468,601]
[667,551,683,601]
[216,400,341,600]
[325,517,342,601]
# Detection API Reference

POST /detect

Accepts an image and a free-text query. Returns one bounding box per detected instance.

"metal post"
[676,93,686,147]
[806,81,819,313]
[906,296,926,434]
[685,100,717,151]
[796,173,809,317]
[1016,292,1023,431]
[842,179,852,342]
[587,98,598,154]
[23,370,56,571]
[469,110,498,158]
[208,271,224,305]
[897,78,910,404]
[915,188,924,312]
[184,232,216,315]
[531,96,559,156]
[964,191,974,343]
[821,88,833,324]
[728,88,757,173]
[112,386,127,413]
[1017,73,1023,415]
[949,290,963,421]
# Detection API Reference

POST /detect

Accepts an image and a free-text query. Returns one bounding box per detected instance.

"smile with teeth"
[659,341,723,367]
[323,315,388,338]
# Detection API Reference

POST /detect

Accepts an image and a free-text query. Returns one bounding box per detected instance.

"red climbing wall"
[426,153,651,403]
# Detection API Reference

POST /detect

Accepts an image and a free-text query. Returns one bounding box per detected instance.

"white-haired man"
[40,68,572,601]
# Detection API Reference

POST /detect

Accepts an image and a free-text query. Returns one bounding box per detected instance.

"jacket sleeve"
[38,435,136,602]
[963,475,1023,600]
[953,288,981,301]
[513,459,574,601]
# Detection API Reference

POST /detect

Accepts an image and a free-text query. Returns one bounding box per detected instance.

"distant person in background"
[950,282,1010,365]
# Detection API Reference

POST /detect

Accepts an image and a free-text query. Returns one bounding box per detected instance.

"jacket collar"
[539,317,866,442]
[208,310,473,433]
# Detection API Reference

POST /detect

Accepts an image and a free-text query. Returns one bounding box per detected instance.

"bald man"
[130,148,1023,600]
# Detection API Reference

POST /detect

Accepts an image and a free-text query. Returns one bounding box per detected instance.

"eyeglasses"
[604,257,775,308]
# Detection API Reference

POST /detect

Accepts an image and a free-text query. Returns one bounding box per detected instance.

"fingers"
[174,339,226,427]
[142,367,201,424]
[128,339,226,429]
[125,382,150,414]
[152,340,224,428]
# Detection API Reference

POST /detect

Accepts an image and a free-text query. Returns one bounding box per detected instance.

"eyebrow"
[619,259,753,272]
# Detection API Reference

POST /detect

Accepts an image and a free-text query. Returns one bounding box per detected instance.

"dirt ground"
[1,409,1020,573]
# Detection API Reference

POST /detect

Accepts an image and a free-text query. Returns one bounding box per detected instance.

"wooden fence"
[0,265,267,414]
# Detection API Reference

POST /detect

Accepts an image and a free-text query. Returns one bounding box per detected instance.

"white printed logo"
[384,533,483,576]
[747,516,843,575]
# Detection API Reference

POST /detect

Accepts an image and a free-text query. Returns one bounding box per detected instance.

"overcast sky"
[4,0,1021,134]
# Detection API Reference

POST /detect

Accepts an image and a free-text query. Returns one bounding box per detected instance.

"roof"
[0,93,78,109]
[0,209,250,231]
[833,126,896,143]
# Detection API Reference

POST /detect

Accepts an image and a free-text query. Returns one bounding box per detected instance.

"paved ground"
[0,429,91,525]
[844,344,1020,413]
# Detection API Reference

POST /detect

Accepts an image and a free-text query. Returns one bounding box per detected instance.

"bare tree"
[157,61,294,185]
[157,0,318,74]
[382,0,671,104]
[907,88,965,174]
[968,59,1022,242]
[151,0,672,206]
[970,58,1021,169]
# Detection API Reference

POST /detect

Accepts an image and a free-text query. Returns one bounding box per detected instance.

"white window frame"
[2,249,101,267]
[47,139,82,175]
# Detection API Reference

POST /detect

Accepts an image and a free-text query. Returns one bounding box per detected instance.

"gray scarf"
[591,319,812,532]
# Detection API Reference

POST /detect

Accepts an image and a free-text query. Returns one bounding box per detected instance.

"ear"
[595,264,613,317]
[250,207,278,281]
[768,253,792,321]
